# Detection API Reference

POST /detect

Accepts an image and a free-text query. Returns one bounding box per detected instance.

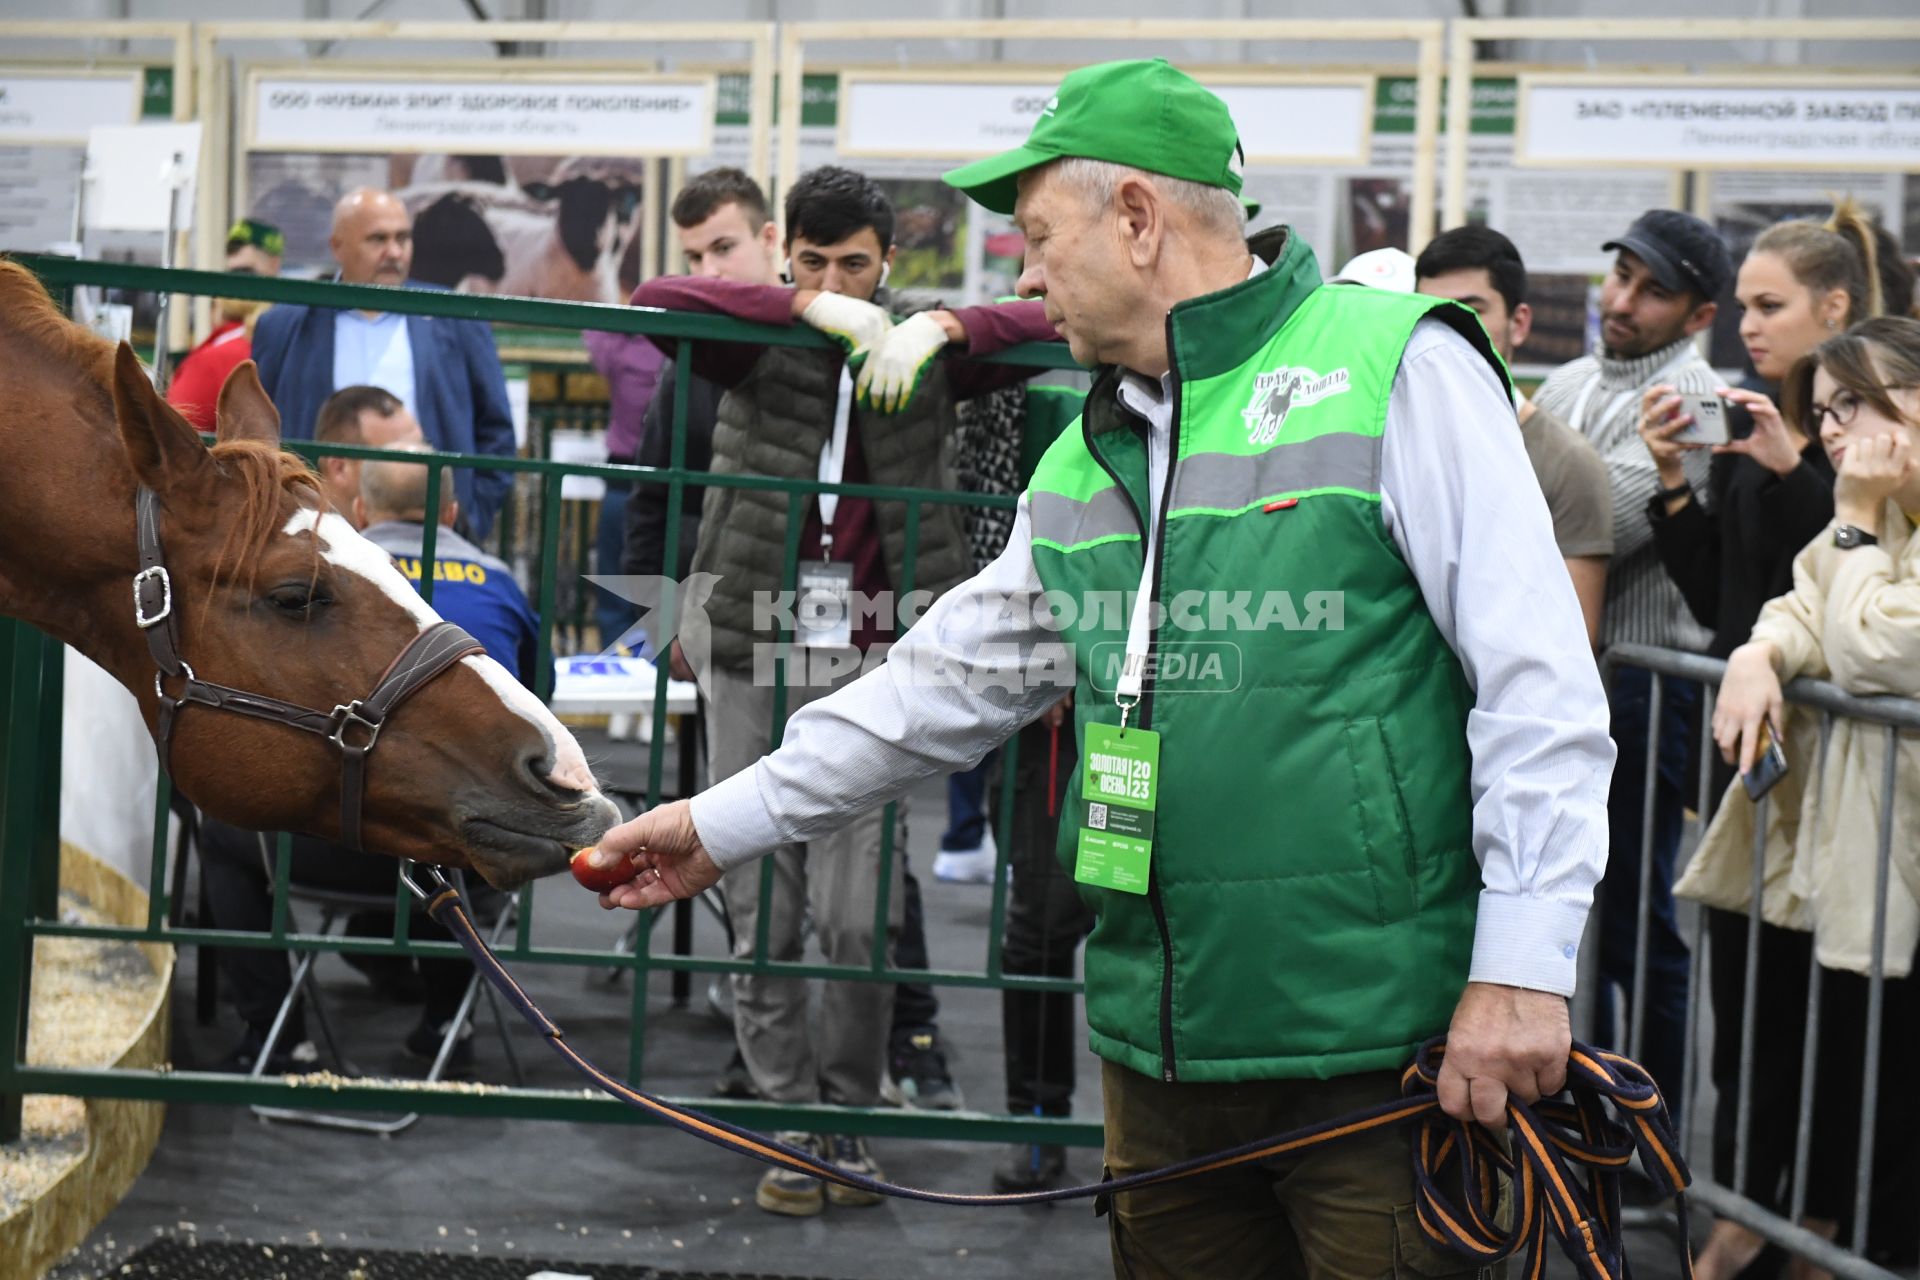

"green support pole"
[29,632,63,922]
[753,492,808,970]
[573,500,594,645]
[419,460,443,610]
[0,620,46,1142]
[985,733,1021,981]
[535,473,563,704]
[145,774,173,934]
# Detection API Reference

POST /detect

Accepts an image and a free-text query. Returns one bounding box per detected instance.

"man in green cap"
[593,58,1612,1277]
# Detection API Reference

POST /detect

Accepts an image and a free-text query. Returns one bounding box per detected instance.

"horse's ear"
[112,343,210,491]
[214,360,281,448]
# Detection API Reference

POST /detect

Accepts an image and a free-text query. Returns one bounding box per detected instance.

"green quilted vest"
[1028,228,1510,1082]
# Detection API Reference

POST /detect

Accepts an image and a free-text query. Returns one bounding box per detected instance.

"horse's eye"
[266,585,328,618]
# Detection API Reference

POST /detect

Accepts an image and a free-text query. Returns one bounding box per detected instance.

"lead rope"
[415,871,1690,1278]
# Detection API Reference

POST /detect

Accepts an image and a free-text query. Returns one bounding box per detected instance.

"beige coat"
[1674,503,1920,978]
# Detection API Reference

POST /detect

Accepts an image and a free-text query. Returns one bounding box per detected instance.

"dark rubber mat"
[110,1239,841,1280]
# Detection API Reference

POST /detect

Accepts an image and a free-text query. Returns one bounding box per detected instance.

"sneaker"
[755,1132,825,1217]
[886,1033,962,1110]
[713,1047,761,1100]
[405,1016,474,1077]
[823,1134,884,1208]
[933,830,998,884]
[993,1142,1068,1192]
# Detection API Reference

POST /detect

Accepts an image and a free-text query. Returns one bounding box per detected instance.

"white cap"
[1330,247,1415,294]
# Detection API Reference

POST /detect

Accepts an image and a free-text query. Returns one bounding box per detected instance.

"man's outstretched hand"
[1435,982,1571,1130]
[594,799,723,911]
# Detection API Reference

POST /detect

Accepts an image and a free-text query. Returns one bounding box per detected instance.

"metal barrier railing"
[0,255,1094,1150]
[1603,643,1920,1280]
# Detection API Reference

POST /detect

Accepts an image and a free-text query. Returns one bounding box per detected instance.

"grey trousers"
[706,651,906,1106]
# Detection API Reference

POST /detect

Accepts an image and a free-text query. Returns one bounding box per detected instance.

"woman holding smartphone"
[1642,203,1902,1277]
[1638,202,1891,668]
[1679,315,1920,1277]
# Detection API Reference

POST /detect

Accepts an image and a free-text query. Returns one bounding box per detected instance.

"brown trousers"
[1101,1061,1502,1280]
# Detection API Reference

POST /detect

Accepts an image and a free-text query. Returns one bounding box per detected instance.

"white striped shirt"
[1533,337,1719,652]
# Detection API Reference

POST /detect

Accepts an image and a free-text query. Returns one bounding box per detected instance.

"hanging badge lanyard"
[1074,720,1160,895]
[796,368,855,649]
[1075,522,1162,894]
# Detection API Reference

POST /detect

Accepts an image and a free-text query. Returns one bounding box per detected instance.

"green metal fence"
[0,255,1098,1149]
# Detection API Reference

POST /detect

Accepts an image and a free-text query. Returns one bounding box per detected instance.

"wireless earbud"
[878,262,891,288]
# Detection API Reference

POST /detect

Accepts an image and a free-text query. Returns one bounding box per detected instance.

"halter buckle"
[133,566,172,629]
[152,660,197,702]
[328,700,384,752]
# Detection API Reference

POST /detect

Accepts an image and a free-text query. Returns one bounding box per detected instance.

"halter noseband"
[133,486,483,851]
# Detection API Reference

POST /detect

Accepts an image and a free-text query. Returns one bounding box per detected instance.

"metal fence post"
[1628,672,1664,1061]
[0,619,48,1142]
[30,633,62,922]
[1852,724,1901,1252]
[1788,710,1835,1226]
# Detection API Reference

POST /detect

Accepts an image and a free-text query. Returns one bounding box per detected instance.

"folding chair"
[247,851,525,1138]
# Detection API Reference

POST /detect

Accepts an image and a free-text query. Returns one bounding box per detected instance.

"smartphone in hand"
[1743,721,1790,802]
[1674,392,1731,446]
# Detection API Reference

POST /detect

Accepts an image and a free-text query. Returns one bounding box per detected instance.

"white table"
[549,655,699,717]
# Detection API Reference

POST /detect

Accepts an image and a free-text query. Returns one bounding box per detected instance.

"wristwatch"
[1656,481,1692,503]
[1834,525,1879,550]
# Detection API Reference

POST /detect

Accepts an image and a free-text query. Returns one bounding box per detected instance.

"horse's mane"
[0,259,118,405]
[208,441,325,587]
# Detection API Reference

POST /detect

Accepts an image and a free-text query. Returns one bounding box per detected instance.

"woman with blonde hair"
[1638,201,1906,1276]
[1678,314,1920,1276]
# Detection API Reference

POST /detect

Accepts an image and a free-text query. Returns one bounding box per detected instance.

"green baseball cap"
[943,59,1245,215]
[226,217,285,257]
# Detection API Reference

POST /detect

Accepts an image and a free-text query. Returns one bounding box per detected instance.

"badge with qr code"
[1074,722,1158,895]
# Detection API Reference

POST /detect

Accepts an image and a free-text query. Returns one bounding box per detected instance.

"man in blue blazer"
[253,188,516,539]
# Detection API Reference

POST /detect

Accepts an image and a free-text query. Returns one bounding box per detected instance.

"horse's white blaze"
[287,509,437,630]
[461,654,597,793]
[283,509,600,796]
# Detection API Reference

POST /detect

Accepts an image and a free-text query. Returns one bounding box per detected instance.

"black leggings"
[997,717,1095,1117]
[1706,906,1920,1244]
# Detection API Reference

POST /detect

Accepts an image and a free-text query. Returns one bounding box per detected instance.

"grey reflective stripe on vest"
[1169,431,1380,517]
[1030,486,1141,551]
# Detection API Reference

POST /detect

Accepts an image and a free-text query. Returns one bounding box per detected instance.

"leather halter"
[133,486,484,850]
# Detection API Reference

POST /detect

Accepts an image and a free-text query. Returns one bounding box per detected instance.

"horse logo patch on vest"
[1241,366,1350,446]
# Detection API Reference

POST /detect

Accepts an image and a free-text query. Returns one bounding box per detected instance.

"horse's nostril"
[521,753,562,794]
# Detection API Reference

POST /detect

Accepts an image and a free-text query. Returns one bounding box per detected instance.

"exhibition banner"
[1516,76,1920,170]
[247,70,716,157]
[837,71,1373,165]
[0,69,142,145]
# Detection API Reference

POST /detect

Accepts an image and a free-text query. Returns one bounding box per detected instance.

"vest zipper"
[1140,314,1182,1084]
[1084,319,1183,1085]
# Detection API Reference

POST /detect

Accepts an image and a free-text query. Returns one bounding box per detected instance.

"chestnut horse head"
[0,261,617,887]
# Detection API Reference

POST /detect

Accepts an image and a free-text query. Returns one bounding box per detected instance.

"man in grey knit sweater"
[1533,208,1732,1116]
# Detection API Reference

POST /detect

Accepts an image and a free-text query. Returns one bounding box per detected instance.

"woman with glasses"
[1679,315,1920,1275]
[1632,202,1893,1278]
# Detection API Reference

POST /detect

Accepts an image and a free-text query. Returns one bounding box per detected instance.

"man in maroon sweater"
[630,165,1056,1218]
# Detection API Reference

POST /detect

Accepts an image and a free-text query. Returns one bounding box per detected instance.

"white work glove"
[800,292,893,359]
[855,311,950,414]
